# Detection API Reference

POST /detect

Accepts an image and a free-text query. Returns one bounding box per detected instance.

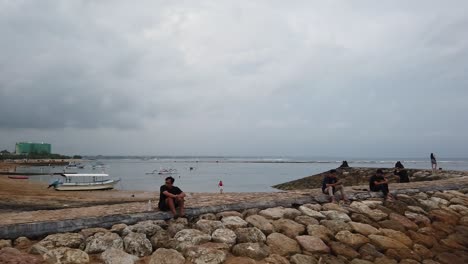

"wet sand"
[0,174,156,213]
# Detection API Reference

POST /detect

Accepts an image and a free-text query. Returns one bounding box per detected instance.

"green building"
[15,142,52,155]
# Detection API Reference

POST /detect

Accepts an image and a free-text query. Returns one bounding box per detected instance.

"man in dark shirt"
[158,176,186,218]
[369,169,393,201]
[322,169,349,203]
[394,167,410,183]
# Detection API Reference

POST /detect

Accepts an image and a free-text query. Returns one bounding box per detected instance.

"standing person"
[369,169,393,201]
[218,180,224,194]
[322,169,349,204]
[431,153,437,172]
[158,176,186,219]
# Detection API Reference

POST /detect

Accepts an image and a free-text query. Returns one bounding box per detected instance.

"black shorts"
[158,199,180,211]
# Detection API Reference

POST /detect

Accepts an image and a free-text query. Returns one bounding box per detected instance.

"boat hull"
[55,180,120,191]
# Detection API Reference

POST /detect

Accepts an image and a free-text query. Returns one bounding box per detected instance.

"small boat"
[8,175,29,179]
[158,168,178,175]
[54,173,120,191]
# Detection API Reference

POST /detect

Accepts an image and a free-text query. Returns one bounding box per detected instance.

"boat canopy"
[61,174,109,177]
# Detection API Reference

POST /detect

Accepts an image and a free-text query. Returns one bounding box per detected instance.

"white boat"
[54,173,120,191]
[158,168,178,175]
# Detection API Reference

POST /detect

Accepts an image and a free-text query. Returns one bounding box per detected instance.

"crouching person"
[158,176,186,219]
[322,169,349,204]
[369,169,394,201]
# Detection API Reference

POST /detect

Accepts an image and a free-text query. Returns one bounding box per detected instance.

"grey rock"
[212,228,237,246]
[43,247,89,264]
[101,248,139,264]
[85,232,123,254]
[232,243,270,260]
[235,227,267,243]
[149,248,185,264]
[123,232,152,257]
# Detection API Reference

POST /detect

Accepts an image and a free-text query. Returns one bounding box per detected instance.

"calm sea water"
[20,157,468,193]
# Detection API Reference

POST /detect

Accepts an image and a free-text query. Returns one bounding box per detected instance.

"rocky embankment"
[1,188,468,264]
[273,167,468,191]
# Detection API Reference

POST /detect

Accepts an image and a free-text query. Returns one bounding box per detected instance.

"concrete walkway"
[1,177,467,239]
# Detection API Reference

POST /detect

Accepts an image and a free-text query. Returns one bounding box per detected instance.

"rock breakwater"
[273,167,468,190]
[1,188,467,263]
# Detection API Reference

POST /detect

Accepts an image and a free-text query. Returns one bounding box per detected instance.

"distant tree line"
[0,150,82,160]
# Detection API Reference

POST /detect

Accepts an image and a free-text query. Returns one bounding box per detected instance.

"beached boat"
[8,175,29,179]
[54,173,120,191]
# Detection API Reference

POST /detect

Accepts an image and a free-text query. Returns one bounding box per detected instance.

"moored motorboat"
[54,173,120,191]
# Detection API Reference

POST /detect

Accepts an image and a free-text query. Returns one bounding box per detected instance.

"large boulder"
[101,248,139,264]
[368,235,409,250]
[350,202,388,221]
[38,233,85,250]
[84,232,123,254]
[246,215,275,235]
[29,244,49,255]
[80,227,109,239]
[211,228,237,246]
[149,248,185,264]
[232,243,270,260]
[43,247,89,264]
[235,227,266,243]
[14,237,32,250]
[217,211,243,219]
[168,218,189,237]
[379,229,413,248]
[359,243,385,261]
[261,254,290,264]
[272,219,305,238]
[174,229,211,251]
[321,210,352,222]
[306,224,334,242]
[195,220,225,235]
[413,244,433,259]
[295,236,330,254]
[320,219,352,234]
[222,216,248,229]
[290,254,318,264]
[283,208,302,219]
[0,240,12,249]
[294,216,319,226]
[388,213,418,231]
[123,220,164,237]
[408,230,437,248]
[298,206,325,219]
[259,207,286,220]
[329,241,360,260]
[150,229,172,249]
[335,230,370,249]
[348,222,380,236]
[110,224,128,236]
[123,232,152,257]
[183,244,227,264]
[404,212,431,226]
[199,213,218,221]
[266,233,301,256]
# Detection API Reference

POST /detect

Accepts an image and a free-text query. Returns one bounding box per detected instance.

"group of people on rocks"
[322,162,412,204]
[158,154,438,218]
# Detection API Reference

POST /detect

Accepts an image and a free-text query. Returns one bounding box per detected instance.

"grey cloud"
[0,1,468,157]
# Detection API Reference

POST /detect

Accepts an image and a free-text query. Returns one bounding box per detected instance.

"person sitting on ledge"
[369,169,393,201]
[322,169,349,204]
[158,176,186,218]
[393,162,410,183]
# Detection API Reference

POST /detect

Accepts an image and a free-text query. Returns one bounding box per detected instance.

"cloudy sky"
[0,1,467,158]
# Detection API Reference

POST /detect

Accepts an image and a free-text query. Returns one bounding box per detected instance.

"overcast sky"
[0,1,467,158]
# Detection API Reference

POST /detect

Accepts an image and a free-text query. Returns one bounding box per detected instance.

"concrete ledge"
[0,196,314,239]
